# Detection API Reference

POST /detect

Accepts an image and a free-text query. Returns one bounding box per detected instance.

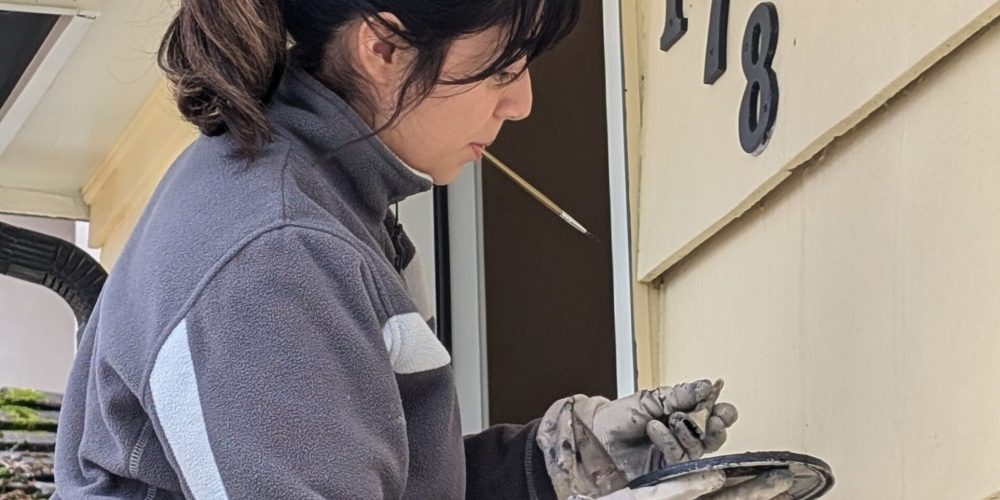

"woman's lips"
[471,143,487,160]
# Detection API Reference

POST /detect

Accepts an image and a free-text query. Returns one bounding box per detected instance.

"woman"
[54,1,793,499]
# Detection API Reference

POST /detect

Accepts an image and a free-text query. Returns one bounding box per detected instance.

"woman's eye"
[494,71,519,85]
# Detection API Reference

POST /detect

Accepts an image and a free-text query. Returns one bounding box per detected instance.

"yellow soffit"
[82,78,197,250]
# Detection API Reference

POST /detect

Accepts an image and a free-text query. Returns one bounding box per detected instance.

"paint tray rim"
[626,450,834,499]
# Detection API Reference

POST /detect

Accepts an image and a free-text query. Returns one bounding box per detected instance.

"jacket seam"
[128,420,154,476]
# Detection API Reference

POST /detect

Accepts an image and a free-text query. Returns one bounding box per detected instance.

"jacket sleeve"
[464,420,558,500]
[144,226,408,499]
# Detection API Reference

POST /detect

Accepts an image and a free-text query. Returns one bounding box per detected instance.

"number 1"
[661,0,688,52]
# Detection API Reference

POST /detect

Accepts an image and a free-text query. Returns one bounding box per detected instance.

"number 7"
[661,0,729,84]
[704,0,730,84]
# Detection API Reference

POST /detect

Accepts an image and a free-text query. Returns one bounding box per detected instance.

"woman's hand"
[591,380,738,475]
[536,379,740,499]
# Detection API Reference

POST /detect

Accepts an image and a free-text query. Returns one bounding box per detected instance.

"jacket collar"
[267,62,434,223]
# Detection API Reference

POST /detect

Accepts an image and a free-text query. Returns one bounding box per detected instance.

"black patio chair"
[0,220,108,499]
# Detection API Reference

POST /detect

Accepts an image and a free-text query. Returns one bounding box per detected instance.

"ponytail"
[158,0,287,158]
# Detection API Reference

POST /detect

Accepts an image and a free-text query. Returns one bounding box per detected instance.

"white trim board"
[448,162,490,433]
[0,185,87,219]
[603,0,637,398]
[0,1,99,16]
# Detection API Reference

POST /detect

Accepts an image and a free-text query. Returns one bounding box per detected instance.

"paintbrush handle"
[481,150,596,241]
[481,150,564,216]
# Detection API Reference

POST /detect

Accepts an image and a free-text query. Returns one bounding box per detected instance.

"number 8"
[739,2,779,155]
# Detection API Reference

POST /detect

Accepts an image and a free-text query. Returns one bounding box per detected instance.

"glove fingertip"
[646,418,668,434]
[706,415,725,432]
[712,402,739,427]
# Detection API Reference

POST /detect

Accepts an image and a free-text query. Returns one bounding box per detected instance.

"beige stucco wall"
[633,0,1000,282]
[632,11,1000,500]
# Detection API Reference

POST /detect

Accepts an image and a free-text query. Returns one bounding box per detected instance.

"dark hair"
[158,0,581,158]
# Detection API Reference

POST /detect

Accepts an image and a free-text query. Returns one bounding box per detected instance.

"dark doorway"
[483,1,618,425]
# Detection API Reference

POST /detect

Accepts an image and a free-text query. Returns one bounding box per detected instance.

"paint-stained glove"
[536,380,739,499]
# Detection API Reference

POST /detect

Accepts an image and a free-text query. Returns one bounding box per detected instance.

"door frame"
[602,0,637,398]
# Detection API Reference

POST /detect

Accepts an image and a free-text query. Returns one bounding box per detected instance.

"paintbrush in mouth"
[481,150,599,242]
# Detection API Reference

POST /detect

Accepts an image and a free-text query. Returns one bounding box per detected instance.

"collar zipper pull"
[392,203,404,272]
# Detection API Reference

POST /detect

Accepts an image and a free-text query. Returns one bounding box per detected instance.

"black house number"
[661,1,780,155]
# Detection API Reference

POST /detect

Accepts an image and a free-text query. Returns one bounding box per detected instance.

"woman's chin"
[435,166,466,186]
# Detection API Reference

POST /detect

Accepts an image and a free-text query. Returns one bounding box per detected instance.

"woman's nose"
[496,70,533,122]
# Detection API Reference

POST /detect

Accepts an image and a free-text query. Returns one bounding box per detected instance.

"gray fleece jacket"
[53,63,556,499]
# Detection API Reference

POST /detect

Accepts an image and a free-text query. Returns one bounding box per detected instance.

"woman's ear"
[355,12,413,89]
